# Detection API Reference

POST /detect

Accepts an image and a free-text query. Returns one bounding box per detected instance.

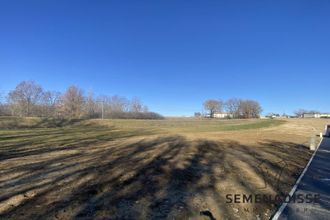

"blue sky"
[1,0,329,116]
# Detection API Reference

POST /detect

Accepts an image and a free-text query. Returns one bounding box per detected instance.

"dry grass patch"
[0,117,329,219]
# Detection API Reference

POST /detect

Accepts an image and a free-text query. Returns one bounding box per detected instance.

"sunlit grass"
[97,118,285,133]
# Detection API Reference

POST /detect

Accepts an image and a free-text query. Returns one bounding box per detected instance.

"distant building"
[266,113,280,119]
[303,113,318,118]
[266,113,291,118]
[213,112,233,119]
[303,113,330,118]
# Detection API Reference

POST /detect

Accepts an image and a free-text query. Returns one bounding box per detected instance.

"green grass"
[0,117,285,134]
[0,117,285,149]
[0,126,154,152]
[0,117,285,155]
[222,119,285,131]
[99,118,285,133]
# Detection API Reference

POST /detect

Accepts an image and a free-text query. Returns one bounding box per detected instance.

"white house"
[303,113,318,118]
[303,113,330,118]
[213,112,233,118]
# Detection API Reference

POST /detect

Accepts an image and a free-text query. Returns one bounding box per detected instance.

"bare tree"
[8,81,44,116]
[3,81,161,119]
[96,95,128,118]
[41,91,61,117]
[294,109,306,118]
[225,98,241,118]
[250,100,262,118]
[108,95,129,113]
[85,91,98,118]
[129,97,148,113]
[61,86,85,118]
[203,99,222,118]
[239,100,262,118]
[294,109,320,118]
[129,97,143,112]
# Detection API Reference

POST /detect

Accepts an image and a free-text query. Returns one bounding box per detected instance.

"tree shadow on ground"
[0,129,312,220]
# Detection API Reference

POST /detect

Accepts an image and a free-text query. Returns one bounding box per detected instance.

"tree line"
[0,81,164,119]
[200,98,262,118]
[293,109,321,118]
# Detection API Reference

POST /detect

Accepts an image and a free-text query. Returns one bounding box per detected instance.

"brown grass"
[0,117,329,219]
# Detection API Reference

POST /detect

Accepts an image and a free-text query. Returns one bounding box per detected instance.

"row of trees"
[0,81,163,119]
[201,98,262,118]
[293,109,321,118]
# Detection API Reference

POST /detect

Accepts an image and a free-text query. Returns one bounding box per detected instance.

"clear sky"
[1,0,329,116]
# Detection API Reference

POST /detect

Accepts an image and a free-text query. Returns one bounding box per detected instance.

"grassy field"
[102,118,285,132]
[0,117,329,219]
